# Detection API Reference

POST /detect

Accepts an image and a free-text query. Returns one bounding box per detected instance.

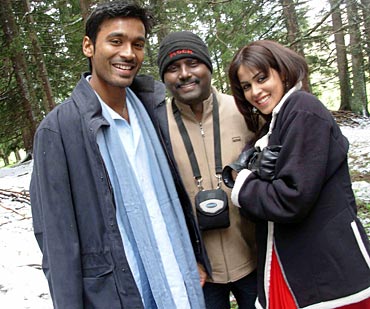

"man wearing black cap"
[150,31,258,309]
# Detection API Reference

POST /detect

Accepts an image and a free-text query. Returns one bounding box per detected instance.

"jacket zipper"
[200,118,229,280]
[199,122,215,189]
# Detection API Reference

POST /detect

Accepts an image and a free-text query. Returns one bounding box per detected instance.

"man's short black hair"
[85,0,154,46]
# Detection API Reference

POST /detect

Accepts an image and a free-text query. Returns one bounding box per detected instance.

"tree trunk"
[360,0,370,79]
[346,0,369,116]
[329,0,352,110]
[14,149,21,162]
[79,0,94,22]
[0,0,37,152]
[146,0,169,78]
[1,155,10,167]
[279,0,311,92]
[149,0,169,42]
[280,0,304,55]
[21,0,56,114]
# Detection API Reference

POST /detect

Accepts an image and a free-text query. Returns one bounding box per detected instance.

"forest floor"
[0,111,369,308]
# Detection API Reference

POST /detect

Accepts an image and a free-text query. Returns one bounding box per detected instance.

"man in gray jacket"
[30,2,204,308]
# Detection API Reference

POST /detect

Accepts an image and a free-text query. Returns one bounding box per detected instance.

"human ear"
[82,36,94,58]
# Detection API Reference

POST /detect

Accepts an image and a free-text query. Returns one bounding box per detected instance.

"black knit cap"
[157,31,213,80]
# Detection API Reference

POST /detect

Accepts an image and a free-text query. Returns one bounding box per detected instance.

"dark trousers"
[203,270,257,309]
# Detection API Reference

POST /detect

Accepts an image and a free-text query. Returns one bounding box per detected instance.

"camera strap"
[172,92,222,190]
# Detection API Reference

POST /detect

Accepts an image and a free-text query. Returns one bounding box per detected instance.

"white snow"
[0,160,53,308]
[341,123,370,203]
[0,122,370,308]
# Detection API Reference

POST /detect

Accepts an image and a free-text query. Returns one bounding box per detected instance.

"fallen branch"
[0,188,30,204]
[0,203,30,219]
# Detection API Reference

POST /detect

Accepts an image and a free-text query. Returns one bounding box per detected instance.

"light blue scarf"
[97,88,205,309]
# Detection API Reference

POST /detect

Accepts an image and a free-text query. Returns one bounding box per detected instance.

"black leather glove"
[248,145,282,181]
[222,147,258,188]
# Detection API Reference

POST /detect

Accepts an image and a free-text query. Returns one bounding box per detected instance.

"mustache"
[112,59,137,66]
[175,78,200,89]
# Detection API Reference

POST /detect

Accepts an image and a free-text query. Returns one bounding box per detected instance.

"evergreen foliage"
[0,0,369,164]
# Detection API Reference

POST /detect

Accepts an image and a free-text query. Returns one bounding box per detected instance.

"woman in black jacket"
[224,40,370,309]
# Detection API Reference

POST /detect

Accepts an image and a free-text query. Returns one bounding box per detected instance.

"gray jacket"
[31,74,172,308]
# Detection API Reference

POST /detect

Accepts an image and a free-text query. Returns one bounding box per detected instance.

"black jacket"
[234,91,370,308]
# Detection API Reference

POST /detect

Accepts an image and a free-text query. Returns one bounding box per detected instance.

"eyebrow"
[107,32,145,42]
[239,71,262,86]
[252,71,261,79]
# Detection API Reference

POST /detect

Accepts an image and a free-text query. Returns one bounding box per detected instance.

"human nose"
[119,43,135,60]
[251,83,262,98]
[179,65,191,80]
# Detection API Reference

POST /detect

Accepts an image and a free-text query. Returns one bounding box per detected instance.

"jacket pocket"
[82,251,121,308]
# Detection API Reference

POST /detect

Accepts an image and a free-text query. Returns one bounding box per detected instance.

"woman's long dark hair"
[228,40,309,133]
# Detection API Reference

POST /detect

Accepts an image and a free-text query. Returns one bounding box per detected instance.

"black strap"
[172,93,222,184]
[212,95,222,175]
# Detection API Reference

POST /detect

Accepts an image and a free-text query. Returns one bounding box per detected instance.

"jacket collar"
[71,72,166,128]
[71,73,103,118]
[130,74,166,109]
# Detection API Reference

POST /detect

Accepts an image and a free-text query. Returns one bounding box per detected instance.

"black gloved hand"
[247,145,282,181]
[222,147,259,188]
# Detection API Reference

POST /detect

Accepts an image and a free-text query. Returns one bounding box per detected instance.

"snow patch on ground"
[0,161,53,308]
